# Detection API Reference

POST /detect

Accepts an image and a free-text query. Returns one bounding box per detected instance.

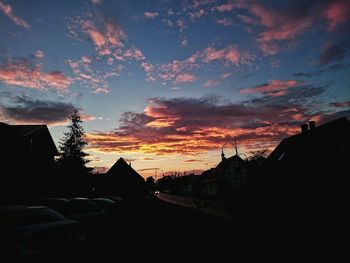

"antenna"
[234,138,238,156]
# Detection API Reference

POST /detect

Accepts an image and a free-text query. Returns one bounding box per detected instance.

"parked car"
[0,205,82,257]
[40,197,108,240]
[91,198,118,213]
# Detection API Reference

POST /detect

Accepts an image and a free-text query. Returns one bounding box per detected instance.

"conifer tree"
[58,110,90,175]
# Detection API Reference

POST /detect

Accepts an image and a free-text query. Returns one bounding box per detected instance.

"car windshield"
[1,207,66,227]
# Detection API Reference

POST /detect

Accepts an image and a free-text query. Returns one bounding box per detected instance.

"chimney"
[309,121,316,130]
[300,123,309,133]
[129,162,131,167]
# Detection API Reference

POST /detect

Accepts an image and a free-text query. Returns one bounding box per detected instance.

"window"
[278,152,285,161]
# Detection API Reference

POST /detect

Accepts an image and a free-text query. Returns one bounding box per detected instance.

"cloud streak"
[0,0,30,28]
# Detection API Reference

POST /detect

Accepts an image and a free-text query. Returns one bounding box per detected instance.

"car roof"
[0,205,48,211]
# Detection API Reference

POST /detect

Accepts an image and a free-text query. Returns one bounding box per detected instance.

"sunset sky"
[1,0,349,178]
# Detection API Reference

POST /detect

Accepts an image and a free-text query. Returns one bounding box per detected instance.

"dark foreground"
[1,195,252,259]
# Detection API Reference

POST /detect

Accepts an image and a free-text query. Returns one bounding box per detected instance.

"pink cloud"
[190,9,205,20]
[202,47,225,62]
[123,47,145,60]
[222,72,232,79]
[240,79,300,96]
[152,44,252,85]
[237,14,259,25]
[0,1,30,28]
[204,79,221,88]
[174,73,197,84]
[240,4,313,55]
[70,14,148,66]
[201,45,251,65]
[324,0,350,30]
[141,62,154,73]
[81,56,92,64]
[141,62,155,81]
[144,12,159,18]
[42,71,72,91]
[216,2,236,12]
[0,59,71,91]
[216,17,233,26]
[68,56,121,94]
[94,87,109,94]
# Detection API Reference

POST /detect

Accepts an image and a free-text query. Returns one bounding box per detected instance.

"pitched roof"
[216,154,244,170]
[13,125,47,137]
[12,124,58,155]
[106,158,145,184]
[268,117,350,166]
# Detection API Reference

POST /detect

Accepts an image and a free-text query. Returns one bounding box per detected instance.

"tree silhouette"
[145,176,156,192]
[58,110,90,176]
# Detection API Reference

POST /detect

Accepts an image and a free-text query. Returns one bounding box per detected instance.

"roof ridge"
[19,125,46,137]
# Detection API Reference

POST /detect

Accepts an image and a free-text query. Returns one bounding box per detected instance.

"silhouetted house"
[0,122,58,201]
[179,174,200,195]
[267,117,350,179]
[13,125,58,171]
[265,117,350,222]
[103,158,146,198]
[200,151,247,199]
[217,154,247,187]
[216,153,248,199]
[201,168,218,197]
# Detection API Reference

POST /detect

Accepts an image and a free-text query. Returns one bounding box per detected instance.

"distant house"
[216,155,247,187]
[101,158,146,198]
[179,174,200,195]
[200,151,248,199]
[201,168,218,197]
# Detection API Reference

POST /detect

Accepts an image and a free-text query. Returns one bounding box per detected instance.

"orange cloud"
[86,92,325,156]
